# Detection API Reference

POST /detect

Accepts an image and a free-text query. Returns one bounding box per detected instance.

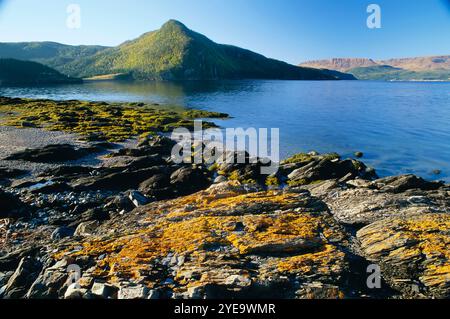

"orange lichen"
[358,213,450,290]
[228,213,322,254]
[164,190,301,219]
[54,186,348,285]
[277,245,345,276]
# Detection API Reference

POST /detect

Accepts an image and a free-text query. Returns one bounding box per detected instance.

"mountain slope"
[0,59,82,85]
[300,56,450,81]
[0,42,109,77]
[54,20,352,80]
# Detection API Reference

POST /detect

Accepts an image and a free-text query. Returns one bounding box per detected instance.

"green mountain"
[74,20,352,80]
[0,59,82,86]
[0,42,109,77]
[0,20,353,81]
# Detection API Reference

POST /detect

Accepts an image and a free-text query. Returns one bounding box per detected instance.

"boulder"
[74,221,100,237]
[170,166,211,196]
[138,173,173,199]
[118,285,149,299]
[73,166,168,191]
[91,282,118,299]
[371,174,443,193]
[288,158,376,186]
[128,191,151,207]
[64,285,87,299]
[1,257,42,299]
[5,144,97,163]
[26,265,68,299]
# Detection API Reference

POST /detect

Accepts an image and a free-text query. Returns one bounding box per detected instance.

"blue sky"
[0,0,449,64]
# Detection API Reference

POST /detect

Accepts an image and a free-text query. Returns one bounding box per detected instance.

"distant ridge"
[0,20,354,81]
[300,58,378,72]
[300,56,450,81]
[0,58,81,86]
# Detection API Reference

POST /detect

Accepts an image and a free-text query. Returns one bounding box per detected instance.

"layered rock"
[357,213,450,298]
[51,182,352,299]
[0,139,449,300]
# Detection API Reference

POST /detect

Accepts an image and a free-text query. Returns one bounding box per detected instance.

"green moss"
[183,110,229,119]
[208,163,220,172]
[282,153,314,165]
[0,97,227,142]
[282,152,341,165]
[228,170,241,181]
[266,176,280,187]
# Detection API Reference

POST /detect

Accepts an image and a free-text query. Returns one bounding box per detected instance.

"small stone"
[128,191,150,207]
[224,275,252,287]
[64,284,87,299]
[214,176,227,184]
[74,221,99,237]
[51,227,74,240]
[118,285,149,299]
[91,282,118,299]
[432,169,442,175]
[354,152,364,158]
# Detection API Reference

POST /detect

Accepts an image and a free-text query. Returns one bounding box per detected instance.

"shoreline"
[0,96,449,300]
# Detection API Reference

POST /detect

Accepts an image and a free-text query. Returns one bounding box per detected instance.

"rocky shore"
[0,97,449,300]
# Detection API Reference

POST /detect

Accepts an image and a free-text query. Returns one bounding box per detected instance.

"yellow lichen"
[228,213,322,254]
[277,245,345,276]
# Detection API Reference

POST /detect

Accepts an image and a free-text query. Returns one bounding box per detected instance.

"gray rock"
[91,282,118,299]
[26,266,68,299]
[51,227,75,240]
[372,174,443,193]
[128,191,150,207]
[64,284,87,299]
[2,257,41,299]
[74,221,99,237]
[224,275,252,288]
[118,285,149,299]
[0,271,14,287]
[213,175,227,184]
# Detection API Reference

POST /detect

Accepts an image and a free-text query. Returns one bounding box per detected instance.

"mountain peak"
[160,19,189,31]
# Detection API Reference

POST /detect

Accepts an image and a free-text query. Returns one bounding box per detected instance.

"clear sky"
[0,0,449,64]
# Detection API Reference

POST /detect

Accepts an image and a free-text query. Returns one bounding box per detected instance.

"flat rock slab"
[0,126,135,175]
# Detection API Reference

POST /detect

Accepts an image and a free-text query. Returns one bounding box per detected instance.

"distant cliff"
[300,56,450,81]
[300,58,378,72]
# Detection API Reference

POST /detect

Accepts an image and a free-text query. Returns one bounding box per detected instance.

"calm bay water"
[1,80,450,181]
